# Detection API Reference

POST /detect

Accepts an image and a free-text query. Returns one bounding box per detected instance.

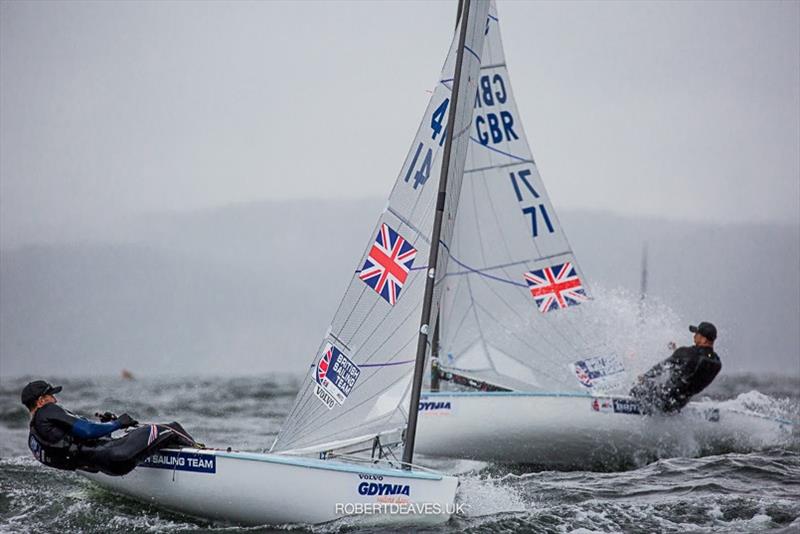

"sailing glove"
[116,413,138,428]
[96,411,118,422]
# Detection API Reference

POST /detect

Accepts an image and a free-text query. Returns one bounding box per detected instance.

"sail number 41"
[404,98,450,190]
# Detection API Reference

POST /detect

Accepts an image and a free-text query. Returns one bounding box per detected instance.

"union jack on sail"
[359,223,417,305]
[524,262,588,313]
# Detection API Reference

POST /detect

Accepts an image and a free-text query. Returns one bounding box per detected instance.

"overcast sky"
[1,0,798,247]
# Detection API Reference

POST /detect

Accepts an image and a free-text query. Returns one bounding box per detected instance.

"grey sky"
[1,0,798,247]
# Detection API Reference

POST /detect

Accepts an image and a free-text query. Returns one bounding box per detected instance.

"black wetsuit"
[630,345,722,413]
[28,404,196,476]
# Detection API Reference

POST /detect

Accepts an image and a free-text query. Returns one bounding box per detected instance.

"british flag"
[317,347,331,383]
[359,223,417,305]
[524,262,588,313]
[574,361,593,387]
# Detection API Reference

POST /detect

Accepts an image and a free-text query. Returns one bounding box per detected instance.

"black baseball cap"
[20,380,62,409]
[689,322,717,342]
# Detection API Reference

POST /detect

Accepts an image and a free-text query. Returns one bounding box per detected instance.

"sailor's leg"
[78,427,153,476]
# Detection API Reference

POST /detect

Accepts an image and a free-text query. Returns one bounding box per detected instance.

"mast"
[402,0,473,467]
[638,241,648,325]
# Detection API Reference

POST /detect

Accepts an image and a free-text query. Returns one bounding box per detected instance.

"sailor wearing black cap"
[630,322,722,413]
[22,380,197,475]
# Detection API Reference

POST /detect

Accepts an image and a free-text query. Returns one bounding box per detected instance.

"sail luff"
[402,0,476,466]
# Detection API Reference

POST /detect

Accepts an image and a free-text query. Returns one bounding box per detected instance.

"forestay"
[438,0,593,392]
[272,0,491,454]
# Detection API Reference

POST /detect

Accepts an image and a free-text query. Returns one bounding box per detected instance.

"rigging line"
[469,137,529,162]
[446,254,527,287]
[465,160,534,174]
[471,300,574,388]
[488,14,499,22]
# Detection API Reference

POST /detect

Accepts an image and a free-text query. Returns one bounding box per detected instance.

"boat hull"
[416,392,793,468]
[83,448,458,526]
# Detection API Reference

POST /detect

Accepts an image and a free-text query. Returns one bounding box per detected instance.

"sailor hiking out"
[22,380,199,476]
[630,322,722,413]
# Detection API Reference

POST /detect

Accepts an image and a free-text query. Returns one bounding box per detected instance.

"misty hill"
[1,199,798,377]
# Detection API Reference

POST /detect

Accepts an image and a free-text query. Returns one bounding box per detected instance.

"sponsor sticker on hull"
[418,400,453,415]
[590,397,613,413]
[612,398,641,415]
[590,397,642,415]
[356,474,411,504]
[140,450,216,473]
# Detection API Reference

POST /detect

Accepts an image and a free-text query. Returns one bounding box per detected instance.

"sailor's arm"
[42,405,123,439]
[639,348,684,381]
[70,418,122,439]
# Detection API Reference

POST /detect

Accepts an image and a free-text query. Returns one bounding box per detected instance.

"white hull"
[416,392,793,468]
[83,448,458,526]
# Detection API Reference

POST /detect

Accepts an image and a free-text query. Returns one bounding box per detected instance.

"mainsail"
[437,0,593,392]
[271,0,491,454]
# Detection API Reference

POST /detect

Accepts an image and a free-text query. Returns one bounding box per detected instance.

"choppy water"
[1,374,798,533]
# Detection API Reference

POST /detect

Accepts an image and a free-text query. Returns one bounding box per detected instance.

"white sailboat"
[84,0,492,525]
[414,0,793,468]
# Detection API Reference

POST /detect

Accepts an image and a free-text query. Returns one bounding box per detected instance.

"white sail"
[438,0,592,392]
[272,0,491,454]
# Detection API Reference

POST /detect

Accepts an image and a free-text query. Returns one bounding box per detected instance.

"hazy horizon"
[1,200,797,378]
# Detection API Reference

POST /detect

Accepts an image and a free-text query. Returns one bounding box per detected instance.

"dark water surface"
[1,374,798,533]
